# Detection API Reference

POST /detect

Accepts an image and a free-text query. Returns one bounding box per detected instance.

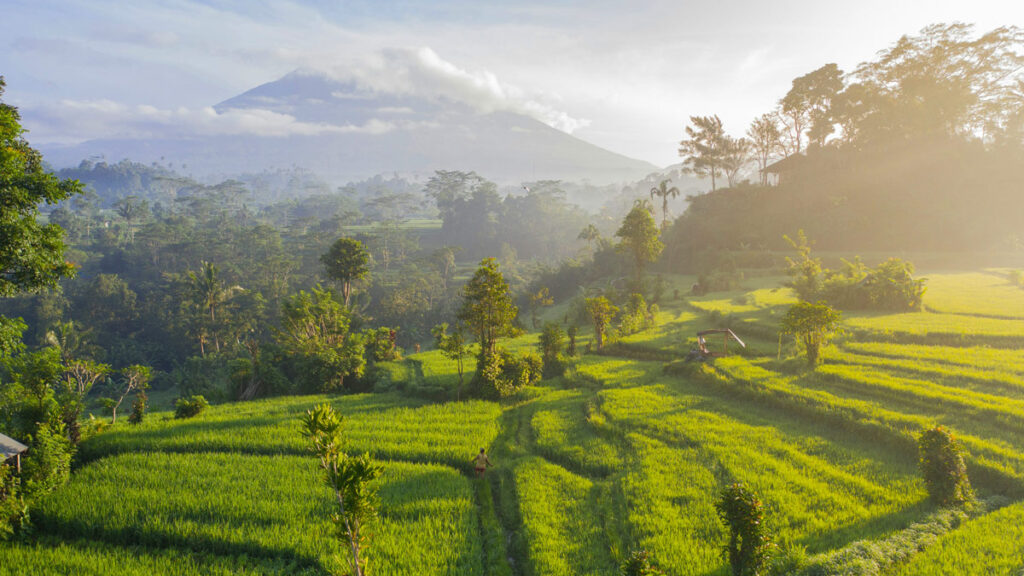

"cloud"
[313,47,591,133]
[25,100,396,142]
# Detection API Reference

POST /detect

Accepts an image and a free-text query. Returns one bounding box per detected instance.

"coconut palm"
[649,179,681,229]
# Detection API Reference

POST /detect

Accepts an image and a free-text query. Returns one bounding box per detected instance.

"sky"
[2,0,1022,167]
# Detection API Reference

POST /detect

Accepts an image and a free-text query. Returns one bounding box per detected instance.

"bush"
[174,395,209,419]
[621,549,666,575]
[0,464,27,540]
[128,390,147,425]
[716,483,773,576]
[21,423,73,501]
[539,323,567,378]
[473,349,543,399]
[919,426,972,506]
[618,293,657,336]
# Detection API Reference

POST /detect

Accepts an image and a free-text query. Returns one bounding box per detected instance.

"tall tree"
[186,261,243,355]
[746,114,783,185]
[649,179,681,229]
[321,237,370,308]
[843,24,1024,143]
[457,258,518,361]
[679,115,726,190]
[615,202,664,291]
[779,63,844,153]
[720,137,752,188]
[585,297,618,350]
[0,76,81,327]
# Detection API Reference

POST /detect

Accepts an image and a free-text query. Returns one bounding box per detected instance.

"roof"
[0,433,28,460]
[762,153,806,174]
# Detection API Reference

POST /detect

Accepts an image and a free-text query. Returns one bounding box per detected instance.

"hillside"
[39,70,659,185]
[5,270,1024,575]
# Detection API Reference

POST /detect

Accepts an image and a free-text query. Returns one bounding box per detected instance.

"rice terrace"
[2,3,1024,576]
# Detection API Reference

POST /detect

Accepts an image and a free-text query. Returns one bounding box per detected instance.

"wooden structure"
[0,433,28,474]
[761,154,805,186]
[686,329,746,362]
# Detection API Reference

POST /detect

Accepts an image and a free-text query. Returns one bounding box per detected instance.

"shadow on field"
[31,515,330,574]
[802,499,934,554]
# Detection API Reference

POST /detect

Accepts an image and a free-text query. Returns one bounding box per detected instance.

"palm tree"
[187,261,244,355]
[649,179,681,229]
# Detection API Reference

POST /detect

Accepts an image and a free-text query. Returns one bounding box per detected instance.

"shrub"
[473,349,542,398]
[128,390,147,425]
[0,464,27,540]
[621,549,666,575]
[21,423,74,501]
[716,483,773,576]
[174,395,209,419]
[539,323,567,378]
[618,293,657,336]
[919,426,972,506]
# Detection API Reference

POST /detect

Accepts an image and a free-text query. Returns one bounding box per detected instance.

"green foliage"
[321,237,370,307]
[128,390,147,425]
[616,203,664,289]
[585,296,619,349]
[475,349,542,398]
[716,483,773,576]
[783,231,824,302]
[538,323,567,378]
[174,395,209,419]
[0,77,81,299]
[621,549,666,576]
[431,323,470,399]
[780,301,842,365]
[300,403,384,576]
[366,326,401,362]
[0,463,26,540]
[618,293,657,336]
[277,286,365,392]
[21,423,73,501]
[918,426,972,506]
[458,258,518,359]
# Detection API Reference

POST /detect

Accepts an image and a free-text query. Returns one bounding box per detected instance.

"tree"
[106,365,151,425]
[277,286,365,392]
[616,203,664,291]
[113,195,149,244]
[458,258,518,361]
[301,403,383,576]
[779,63,844,152]
[56,358,110,444]
[649,179,681,229]
[0,76,80,344]
[716,483,773,576]
[720,136,752,187]
[528,287,554,329]
[321,237,370,308]
[780,301,842,366]
[585,297,618,349]
[783,231,823,302]
[432,323,469,400]
[186,261,243,356]
[844,24,1024,143]
[919,426,972,506]
[679,115,726,190]
[538,322,566,378]
[747,114,782,185]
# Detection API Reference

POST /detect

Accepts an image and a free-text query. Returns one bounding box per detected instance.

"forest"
[1,22,1024,576]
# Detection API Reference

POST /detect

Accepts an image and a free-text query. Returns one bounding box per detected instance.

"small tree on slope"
[302,403,383,576]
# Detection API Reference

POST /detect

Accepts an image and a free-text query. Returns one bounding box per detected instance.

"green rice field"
[3,270,1024,574]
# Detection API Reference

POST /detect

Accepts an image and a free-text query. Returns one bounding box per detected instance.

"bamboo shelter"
[0,433,28,474]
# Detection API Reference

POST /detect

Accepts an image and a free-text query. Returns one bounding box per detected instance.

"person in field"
[474,448,493,477]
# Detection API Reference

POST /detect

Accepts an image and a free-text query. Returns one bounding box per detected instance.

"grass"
[6,268,1024,575]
